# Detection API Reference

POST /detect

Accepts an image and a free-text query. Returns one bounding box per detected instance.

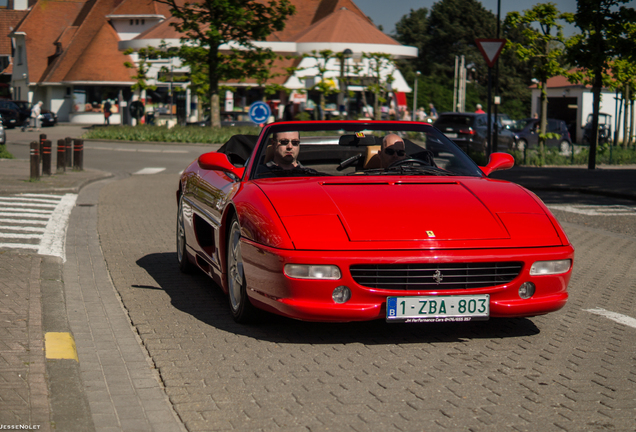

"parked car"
[187,113,256,128]
[512,118,572,152]
[0,99,20,129]
[0,116,5,145]
[581,113,612,146]
[177,120,574,323]
[40,109,58,127]
[11,100,32,126]
[433,113,516,153]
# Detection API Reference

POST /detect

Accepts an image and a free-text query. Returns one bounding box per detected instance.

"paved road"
[3,127,636,431]
[96,173,635,430]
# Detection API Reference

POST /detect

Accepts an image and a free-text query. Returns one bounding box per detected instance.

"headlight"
[530,260,571,275]
[284,264,342,280]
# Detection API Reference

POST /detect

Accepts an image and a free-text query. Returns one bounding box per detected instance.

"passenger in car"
[378,134,407,168]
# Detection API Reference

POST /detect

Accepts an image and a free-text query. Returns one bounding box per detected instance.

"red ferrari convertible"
[177,121,574,323]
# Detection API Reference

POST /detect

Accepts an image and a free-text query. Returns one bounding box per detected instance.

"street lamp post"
[412,71,420,121]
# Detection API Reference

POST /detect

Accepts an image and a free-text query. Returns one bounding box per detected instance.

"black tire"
[176,195,193,273]
[227,216,258,323]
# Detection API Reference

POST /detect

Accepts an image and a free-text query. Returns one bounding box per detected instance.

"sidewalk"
[0,151,634,430]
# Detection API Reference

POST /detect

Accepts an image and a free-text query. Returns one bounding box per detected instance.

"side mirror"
[198,152,244,180]
[480,152,514,176]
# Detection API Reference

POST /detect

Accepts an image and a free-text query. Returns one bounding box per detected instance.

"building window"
[130,19,133,25]
[17,46,22,65]
[142,19,145,25]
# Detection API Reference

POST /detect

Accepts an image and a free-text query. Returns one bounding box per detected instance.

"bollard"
[73,139,83,170]
[57,139,66,173]
[30,142,40,180]
[42,140,52,176]
[65,137,73,168]
[39,133,46,165]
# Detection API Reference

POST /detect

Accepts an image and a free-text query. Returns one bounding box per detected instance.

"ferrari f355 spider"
[177,121,573,324]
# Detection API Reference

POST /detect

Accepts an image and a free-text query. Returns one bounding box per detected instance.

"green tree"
[608,59,636,148]
[363,52,396,120]
[156,0,295,127]
[302,50,339,120]
[567,0,636,168]
[505,3,573,164]
[394,1,533,121]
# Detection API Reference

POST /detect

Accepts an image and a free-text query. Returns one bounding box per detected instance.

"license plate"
[445,132,458,138]
[386,295,489,323]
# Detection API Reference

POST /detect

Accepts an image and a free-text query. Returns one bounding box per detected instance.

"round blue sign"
[248,101,271,125]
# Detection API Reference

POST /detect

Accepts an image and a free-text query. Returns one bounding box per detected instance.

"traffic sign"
[248,101,271,125]
[475,39,507,68]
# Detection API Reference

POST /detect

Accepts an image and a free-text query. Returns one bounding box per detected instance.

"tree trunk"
[539,81,548,165]
[629,99,634,147]
[588,74,603,170]
[209,46,221,128]
[624,85,630,149]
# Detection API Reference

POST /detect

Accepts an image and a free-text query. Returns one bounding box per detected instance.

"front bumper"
[241,240,573,322]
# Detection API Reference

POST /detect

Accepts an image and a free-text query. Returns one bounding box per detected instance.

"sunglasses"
[384,147,406,156]
[277,139,300,146]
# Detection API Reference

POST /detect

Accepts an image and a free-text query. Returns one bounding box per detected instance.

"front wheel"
[176,195,193,273]
[227,216,258,323]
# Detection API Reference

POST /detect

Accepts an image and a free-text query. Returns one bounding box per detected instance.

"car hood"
[255,178,563,250]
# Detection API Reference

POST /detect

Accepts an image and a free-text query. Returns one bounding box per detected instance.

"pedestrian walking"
[103,100,112,125]
[31,101,43,131]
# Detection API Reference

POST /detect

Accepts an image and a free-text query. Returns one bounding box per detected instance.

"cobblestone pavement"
[0,253,51,430]
[97,173,636,431]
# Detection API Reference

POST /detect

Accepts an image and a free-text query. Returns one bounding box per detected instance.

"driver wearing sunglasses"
[267,131,302,170]
[378,133,408,168]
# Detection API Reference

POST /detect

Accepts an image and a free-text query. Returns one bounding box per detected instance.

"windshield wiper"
[348,166,456,176]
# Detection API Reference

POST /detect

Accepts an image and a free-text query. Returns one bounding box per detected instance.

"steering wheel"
[387,158,431,168]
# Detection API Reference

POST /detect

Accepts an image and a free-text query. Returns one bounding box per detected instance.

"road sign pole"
[487,67,492,158]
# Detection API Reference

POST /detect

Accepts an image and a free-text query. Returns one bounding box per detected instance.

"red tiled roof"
[267,0,371,42]
[133,15,183,40]
[63,21,135,82]
[290,6,399,45]
[42,0,135,83]
[0,9,28,56]
[14,0,88,83]
[112,0,163,15]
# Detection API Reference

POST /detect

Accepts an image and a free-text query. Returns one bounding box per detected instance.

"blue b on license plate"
[386,295,489,323]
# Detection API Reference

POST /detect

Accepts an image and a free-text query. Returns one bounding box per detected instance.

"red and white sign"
[475,39,507,68]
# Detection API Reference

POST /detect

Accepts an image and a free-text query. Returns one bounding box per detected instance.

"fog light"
[519,282,536,299]
[332,286,351,304]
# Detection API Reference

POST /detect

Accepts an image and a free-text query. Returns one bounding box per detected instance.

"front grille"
[350,262,523,290]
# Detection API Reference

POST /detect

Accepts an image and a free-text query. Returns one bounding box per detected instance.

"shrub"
[81,125,262,144]
[0,144,14,159]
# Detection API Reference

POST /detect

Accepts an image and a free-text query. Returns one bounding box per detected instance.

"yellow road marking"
[45,332,78,361]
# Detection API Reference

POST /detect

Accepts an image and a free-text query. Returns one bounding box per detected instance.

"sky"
[355,0,581,36]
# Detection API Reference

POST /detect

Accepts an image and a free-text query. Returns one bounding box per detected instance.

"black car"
[433,112,516,153]
[0,100,21,129]
[581,113,611,146]
[511,118,572,153]
[40,109,58,127]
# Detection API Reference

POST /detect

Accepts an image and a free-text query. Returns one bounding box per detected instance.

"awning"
[394,92,407,109]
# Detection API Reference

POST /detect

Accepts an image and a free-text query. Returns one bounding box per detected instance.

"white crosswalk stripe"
[0,193,78,260]
[133,167,166,175]
[547,204,636,216]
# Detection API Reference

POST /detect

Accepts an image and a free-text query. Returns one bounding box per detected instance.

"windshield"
[249,122,484,180]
